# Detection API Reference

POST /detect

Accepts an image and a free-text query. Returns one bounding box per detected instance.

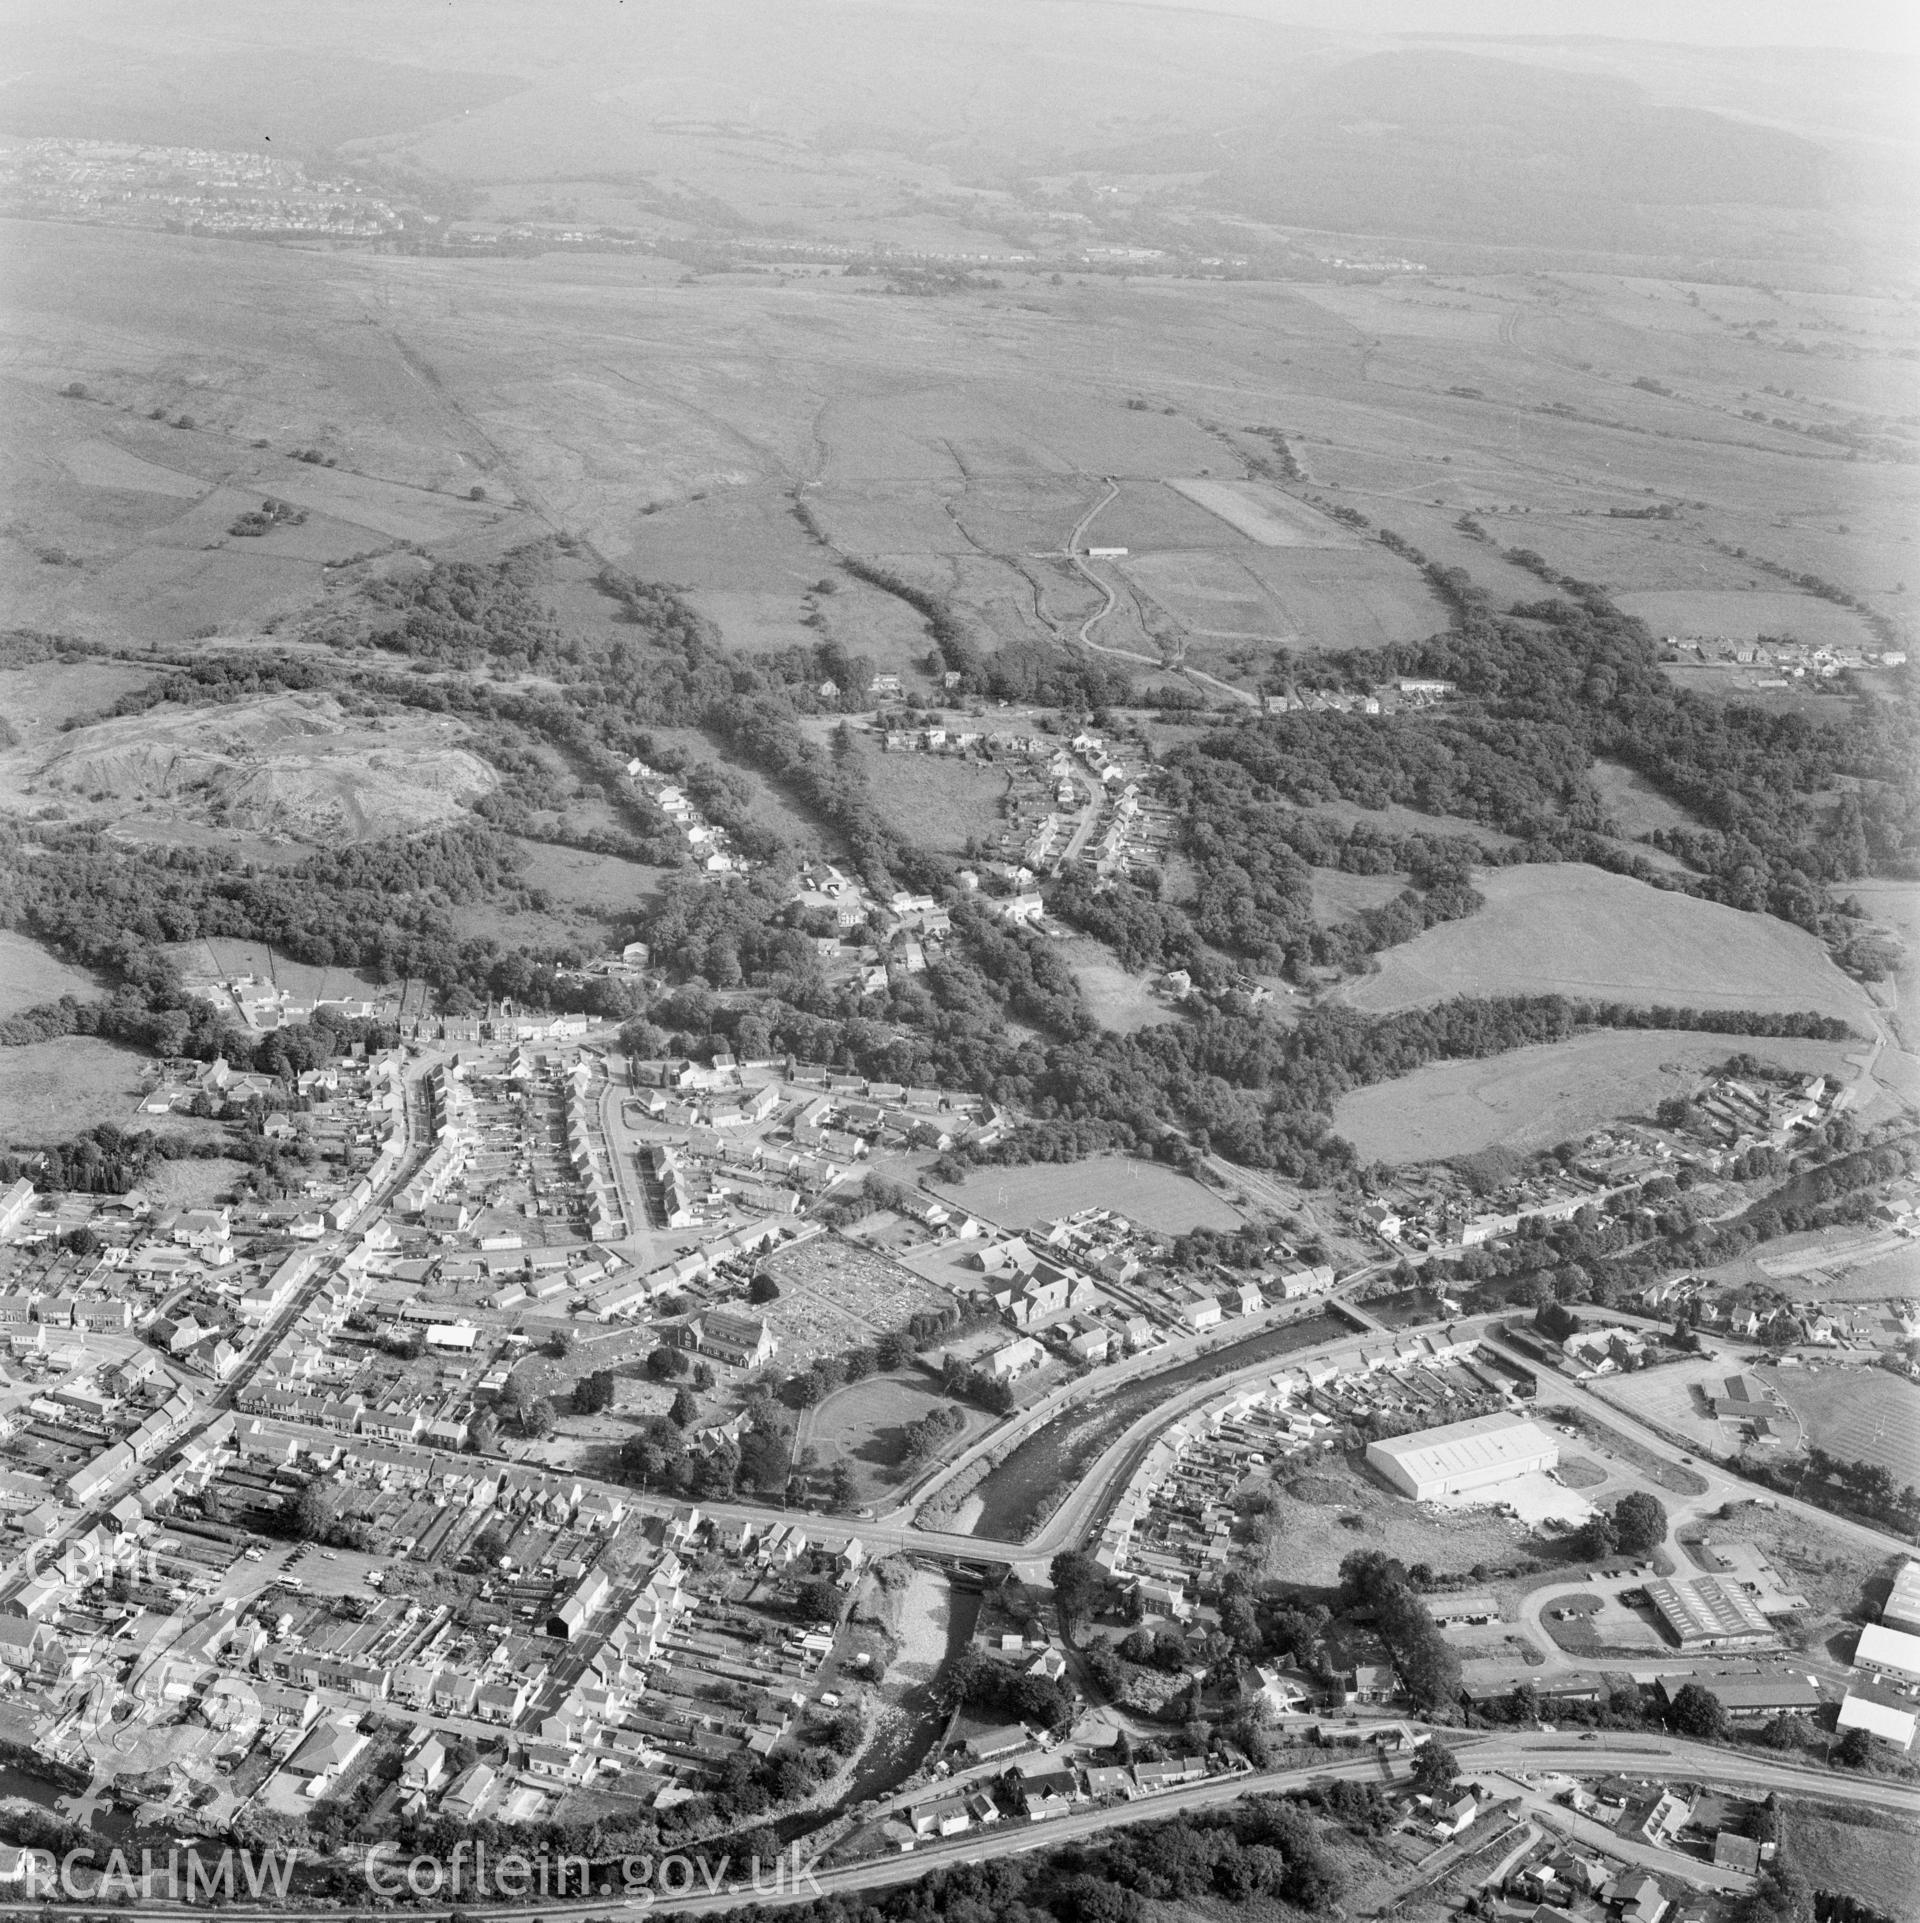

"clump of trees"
[1571,1490,1668,1560]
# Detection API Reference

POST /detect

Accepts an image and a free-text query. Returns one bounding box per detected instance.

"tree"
[828,1461,858,1510]
[547,1329,574,1359]
[288,1480,336,1542]
[875,1328,913,1370]
[748,1272,780,1305]
[1666,1682,1728,1741]
[1050,1549,1103,1630]
[794,1577,840,1624]
[1610,1490,1668,1556]
[1572,1513,1619,1561]
[669,1387,699,1428]
[1833,1725,1872,1768]
[1411,1740,1459,1799]
[645,1344,688,1381]
[519,1396,556,1439]
[572,1371,615,1415]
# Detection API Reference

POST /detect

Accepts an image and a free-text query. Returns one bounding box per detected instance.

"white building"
[1364,1410,1558,1501]
[1882,1558,1920,1637]
[1837,1688,1917,1752]
[1854,1621,1920,1687]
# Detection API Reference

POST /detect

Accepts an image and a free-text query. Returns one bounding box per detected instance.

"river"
[967,1309,1354,1541]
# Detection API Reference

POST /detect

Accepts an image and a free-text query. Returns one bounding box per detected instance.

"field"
[1120,543,1440,654]
[1590,1358,1790,1461]
[1165,477,1362,548]
[159,940,392,1009]
[1331,1027,1854,1166]
[0,930,101,1021]
[1617,589,1882,651]
[1058,937,1177,1035]
[1588,758,1704,838]
[0,1038,147,1142]
[930,1154,1244,1235]
[1309,867,1410,926]
[1785,1805,1920,1921]
[1252,1452,1538,1593]
[798,1372,995,1502]
[508,840,673,919]
[1338,863,1873,1025]
[849,743,1009,856]
[1766,1366,1920,1489]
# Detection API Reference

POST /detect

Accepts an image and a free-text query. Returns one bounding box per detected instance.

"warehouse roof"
[1837,1688,1917,1749]
[1367,1410,1556,1484]
[1645,1576,1773,1644]
[1883,1557,1920,1633]
[1855,1621,1920,1678]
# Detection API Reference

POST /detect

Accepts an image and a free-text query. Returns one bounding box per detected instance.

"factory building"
[1364,1410,1558,1501]
[1645,1576,1777,1651]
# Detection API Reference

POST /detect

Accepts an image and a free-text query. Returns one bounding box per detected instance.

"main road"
[49,1732,1907,1921]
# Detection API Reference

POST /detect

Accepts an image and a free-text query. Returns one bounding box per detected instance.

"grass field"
[801,1372,994,1502]
[1767,1366,1920,1489]
[1589,758,1705,838]
[1332,1027,1852,1165]
[851,743,1009,856]
[0,1038,146,1142]
[1785,1804,1920,1921]
[1591,1358,1786,1461]
[159,939,391,1008]
[0,930,100,1020]
[1310,867,1410,926]
[1339,863,1872,1024]
[1252,1452,1537,1593]
[930,1154,1245,1234]
[1619,588,1882,650]
[1058,937,1177,1035]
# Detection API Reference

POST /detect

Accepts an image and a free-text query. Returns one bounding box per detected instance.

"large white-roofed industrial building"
[1882,1557,1920,1637]
[1364,1410,1559,1501]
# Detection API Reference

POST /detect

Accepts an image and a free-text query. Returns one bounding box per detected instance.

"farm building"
[1364,1410,1558,1501]
[1882,1558,1920,1637]
[1853,1621,1920,1687]
[1644,1576,1777,1651]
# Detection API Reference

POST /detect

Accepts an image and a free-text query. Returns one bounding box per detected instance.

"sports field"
[1339,863,1871,1024]
[1767,1367,1920,1489]
[930,1154,1244,1234]
[1332,1028,1852,1166]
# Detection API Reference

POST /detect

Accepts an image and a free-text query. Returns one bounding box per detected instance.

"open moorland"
[1336,864,1876,1024]
[1332,1027,1859,1167]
